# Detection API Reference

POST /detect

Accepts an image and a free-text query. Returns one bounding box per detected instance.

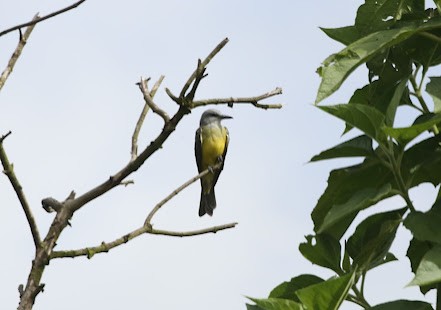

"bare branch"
[138,77,170,123]
[50,222,237,259]
[150,223,238,237]
[145,162,223,225]
[192,87,283,109]
[0,15,38,92]
[0,0,87,38]
[0,133,41,247]
[131,76,165,160]
[179,37,229,99]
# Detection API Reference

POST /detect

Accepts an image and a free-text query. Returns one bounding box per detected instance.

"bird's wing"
[212,127,229,188]
[195,127,203,173]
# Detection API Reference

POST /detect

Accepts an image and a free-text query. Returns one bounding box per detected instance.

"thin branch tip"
[0,131,12,143]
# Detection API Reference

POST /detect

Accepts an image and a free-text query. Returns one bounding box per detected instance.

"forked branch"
[0,15,38,92]
[50,162,234,260]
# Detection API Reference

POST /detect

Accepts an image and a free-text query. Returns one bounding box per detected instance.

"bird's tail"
[199,189,216,216]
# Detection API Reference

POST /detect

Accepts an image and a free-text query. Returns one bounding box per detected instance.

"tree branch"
[0,0,87,38]
[145,162,223,225]
[179,38,229,99]
[192,87,283,109]
[138,76,170,123]
[0,132,41,248]
[50,222,237,259]
[0,15,38,93]
[131,76,165,160]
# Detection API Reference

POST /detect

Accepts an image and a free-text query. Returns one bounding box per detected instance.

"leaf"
[320,26,361,46]
[345,79,411,133]
[346,208,406,271]
[247,304,264,310]
[404,210,441,244]
[319,183,393,235]
[296,273,356,310]
[370,300,433,310]
[403,135,441,187]
[310,135,373,162]
[385,77,409,126]
[312,157,394,239]
[355,0,425,35]
[366,46,412,83]
[269,275,324,302]
[318,104,386,143]
[383,113,441,145]
[316,18,441,103]
[406,238,435,294]
[299,235,342,274]
[246,297,304,310]
[408,244,441,287]
[402,29,441,69]
[426,77,441,113]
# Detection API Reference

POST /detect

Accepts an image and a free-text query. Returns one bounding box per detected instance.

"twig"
[185,59,207,102]
[0,0,87,38]
[192,87,283,109]
[131,76,165,160]
[0,15,39,92]
[145,162,223,225]
[179,38,229,99]
[0,133,41,247]
[138,77,170,123]
[50,222,237,259]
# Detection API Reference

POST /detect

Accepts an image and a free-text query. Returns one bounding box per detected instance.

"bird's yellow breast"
[200,125,228,168]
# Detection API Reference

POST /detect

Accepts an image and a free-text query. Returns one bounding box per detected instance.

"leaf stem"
[351,285,371,308]
[409,74,430,113]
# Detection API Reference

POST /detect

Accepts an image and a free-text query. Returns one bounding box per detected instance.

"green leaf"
[296,273,355,310]
[310,135,373,162]
[355,0,424,35]
[404,210,441,244]
[385,77,409,126]
[345,79,411,133]
[346,208,406,271]
[246,297,304,310]
[269,275,324,302]
[316,18,441,103]
[320,26,361,46]
[299,234,342,274]
[312,158,394,239]
[318,104,386,143]
[402,29,441,69]
[367,46,412,83]
[408,244,441,287]
[247,304,264,310]
[370,300,433,310]
[426,77,441,113]
[383,113,441,145]
[403,135,441,187]
[406,238,435,294]
[319,183,393,235]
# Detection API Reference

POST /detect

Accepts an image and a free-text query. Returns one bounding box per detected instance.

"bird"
[195,109,232,216]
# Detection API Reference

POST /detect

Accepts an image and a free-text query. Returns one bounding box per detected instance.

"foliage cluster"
[248,1,441,309]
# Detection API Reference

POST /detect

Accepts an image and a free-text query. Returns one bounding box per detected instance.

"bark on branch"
[0,0,87,38]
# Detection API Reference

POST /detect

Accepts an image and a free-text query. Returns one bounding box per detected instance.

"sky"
[0,1,437,309]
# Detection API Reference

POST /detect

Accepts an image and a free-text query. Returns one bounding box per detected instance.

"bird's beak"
[221,114,233,120]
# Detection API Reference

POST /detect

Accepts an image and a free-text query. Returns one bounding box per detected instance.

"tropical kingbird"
[195,109,232,216]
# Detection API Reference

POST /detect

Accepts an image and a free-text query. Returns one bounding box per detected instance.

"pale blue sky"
[0,1,436,309]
